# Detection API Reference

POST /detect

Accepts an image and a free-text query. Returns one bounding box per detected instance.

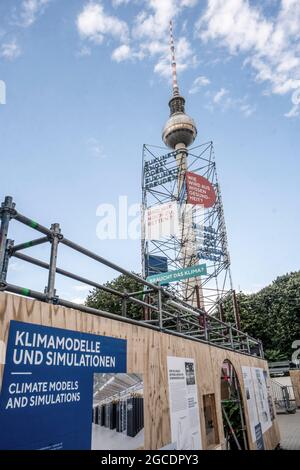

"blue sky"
[0,0,299,302]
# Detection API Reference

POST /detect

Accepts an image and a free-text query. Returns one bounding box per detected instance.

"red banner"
[186,172,216,208]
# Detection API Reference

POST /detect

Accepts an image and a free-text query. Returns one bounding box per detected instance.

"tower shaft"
[169,21,180,97]
[175,143,204,308]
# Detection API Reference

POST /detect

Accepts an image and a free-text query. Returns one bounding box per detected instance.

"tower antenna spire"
[169,20,180,97]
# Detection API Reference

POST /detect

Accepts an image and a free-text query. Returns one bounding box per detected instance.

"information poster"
[241,366,260,442]
[263,370,275,421]
[251,367,272,434]
[167,357,202,450]
[242,366,272,445]
[0,320,127,450]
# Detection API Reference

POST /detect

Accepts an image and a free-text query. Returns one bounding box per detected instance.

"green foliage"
[223,272,300,361]
[85,273,145,320]
[222,400,246,449]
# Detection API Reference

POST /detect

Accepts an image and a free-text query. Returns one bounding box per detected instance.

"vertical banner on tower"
[185,172,216,208]
[0,321,127,450]
[144,202,179,240]
[167,356,202,450]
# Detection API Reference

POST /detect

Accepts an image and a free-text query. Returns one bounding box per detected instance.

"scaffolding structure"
[142,142,241,324]
[0,195,262,357]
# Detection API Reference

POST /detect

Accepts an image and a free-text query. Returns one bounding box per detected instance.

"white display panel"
[242,366,272,444]
[167,357,202,450]
[241,366,260,442]
[251,367,272,434]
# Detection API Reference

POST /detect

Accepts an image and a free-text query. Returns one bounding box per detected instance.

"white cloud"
[76,1,198,82]
[77,45,92,57]
[134,0,197,40]
[209,88,256,117]
[112,0,130,6]
[153,36,197,79]
[189,75,210,94]
[112,44,131,62]
[20,0,51,27]
[0,1,50,62]
[213,87,228,103]
[132,1,198,78]
[240,103,256,117]
[285,106,299,118]
[87,138,107,159]
[73,285,90,292]
[197,0,300,116]
[111,43,145,62]
[77,2,129,44]
[0,40,21,60]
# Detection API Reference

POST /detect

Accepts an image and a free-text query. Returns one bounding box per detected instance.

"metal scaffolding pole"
[12,251,125,298]
[46,223,61,302]
[0,196,14,285]
[14,212,51,236]
[0,195,264,358]
[61,237,159,291]
[11,236,49,253]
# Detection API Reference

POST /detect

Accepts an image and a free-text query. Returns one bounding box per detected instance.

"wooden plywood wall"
[0,292,280,450]
[290,370,300,408]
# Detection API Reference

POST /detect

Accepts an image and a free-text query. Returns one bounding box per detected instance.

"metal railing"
[270,379,297,414]
[0,196,263,357]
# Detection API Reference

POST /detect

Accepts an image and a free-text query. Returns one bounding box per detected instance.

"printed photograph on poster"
[92,373,144,450]
[167,357,202,450]
[185,362,195,386]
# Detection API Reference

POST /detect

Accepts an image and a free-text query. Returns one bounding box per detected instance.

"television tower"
[162,21,203,307]
[142,22,233,320]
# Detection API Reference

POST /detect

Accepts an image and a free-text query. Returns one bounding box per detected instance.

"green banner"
[147,264,207,285]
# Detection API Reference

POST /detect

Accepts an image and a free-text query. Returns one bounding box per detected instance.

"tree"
[85,272,145,320]
[223,272,300,361]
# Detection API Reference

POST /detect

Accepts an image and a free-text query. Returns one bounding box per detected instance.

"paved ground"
[277,409,300,450]
[91,423,144,450]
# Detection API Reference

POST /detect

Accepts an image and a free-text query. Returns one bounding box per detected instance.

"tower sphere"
[162,95,197,149]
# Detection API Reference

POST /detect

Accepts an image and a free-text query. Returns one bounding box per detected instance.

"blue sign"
[0,321,127,450]
[255,423,265,450]
[145,254,168,277]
